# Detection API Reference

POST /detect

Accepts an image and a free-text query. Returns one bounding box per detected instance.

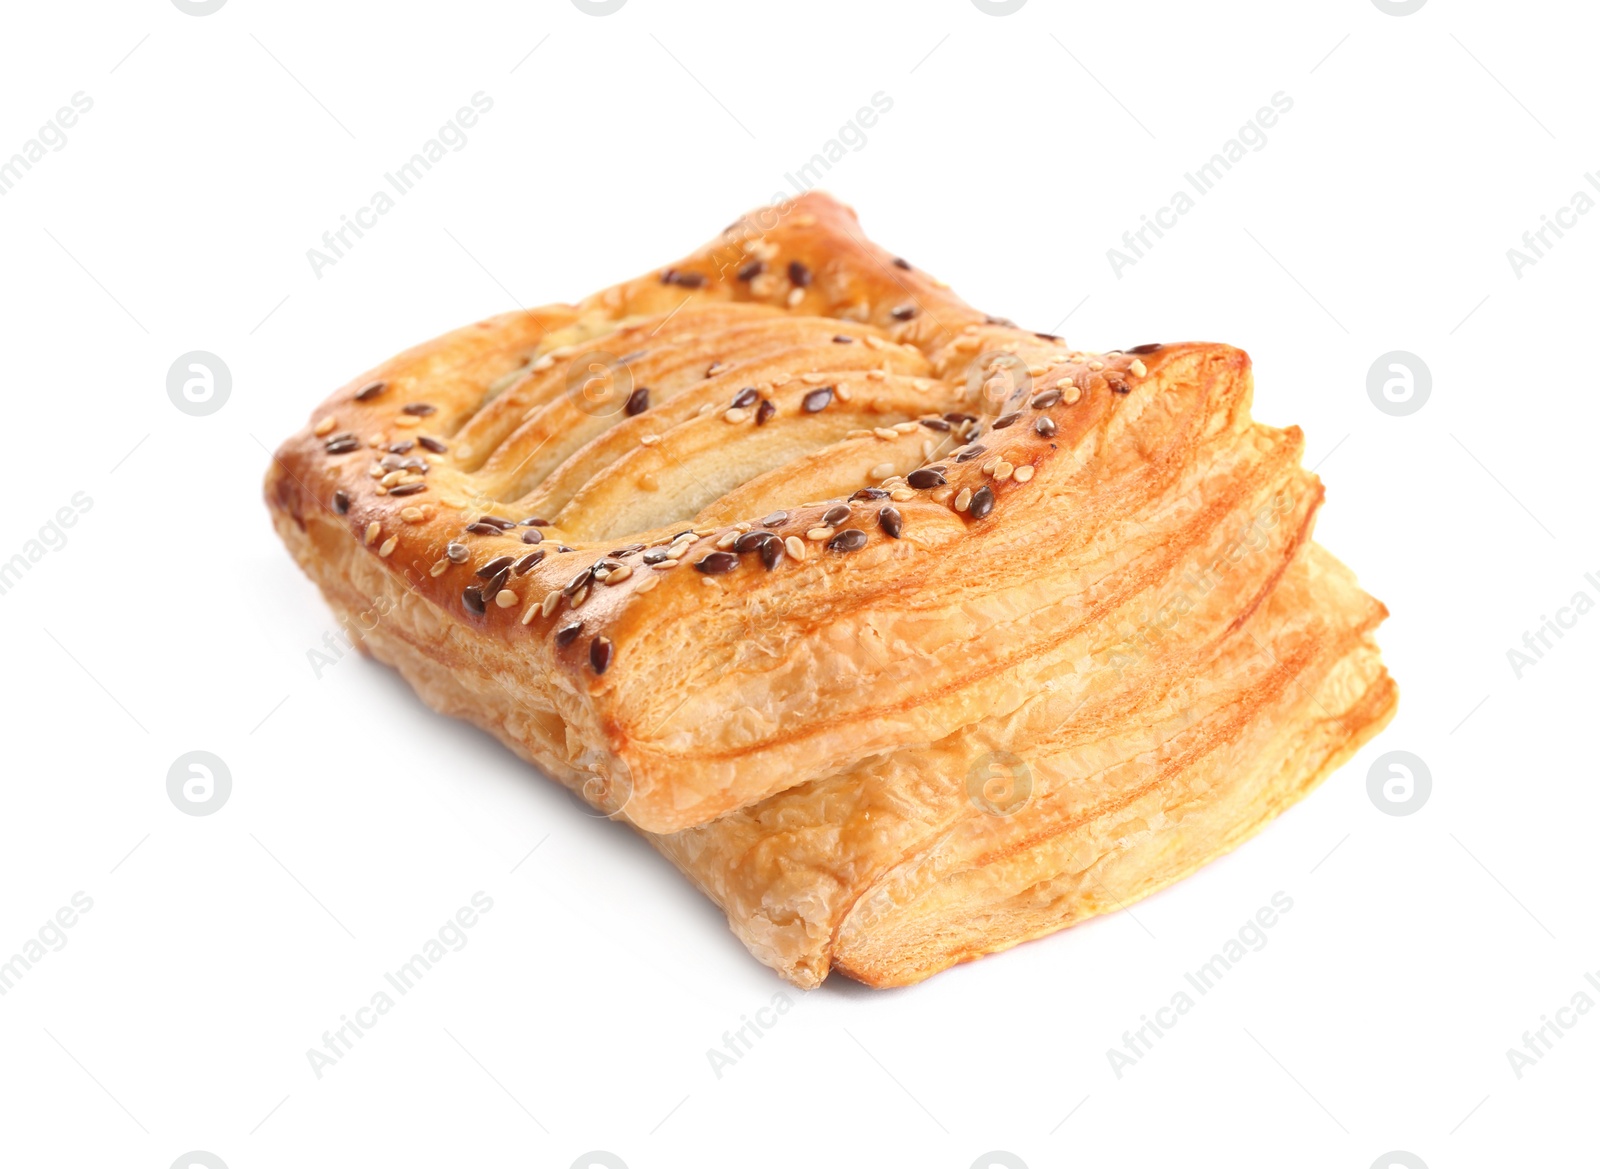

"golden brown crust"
[264,191,1396,986]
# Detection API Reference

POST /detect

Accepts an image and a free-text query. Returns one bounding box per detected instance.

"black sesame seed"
[761,510,789,528]
[919,418,952,432]
[969,485,995,520]
[827,528,868,552]
[354,380,387,401]
[324,438,360,454]
[625,386,650,416]
[643,548,669,565]
[381,454,405,471]
[661,268,706,288]
[955,446,986,463]
[1034,332,1064,342]
[590,636,614,674]
[755,398,776,426]
[822,504,851,526]
[462,585,486,614]
[388,482,427,496]
[1126,342,1162,355]
[731,386,759,409]
[758,535,783,570]
[694,551,739,575]
[564,567,595,595]
[850,487,889,501]
[1031,389,1063,409]
[944,412,976,424]
[878,506,903,539]
[524,517,550,527]
[332,490,351,514]
[465,522,499,536]
[521,529,543,545]
[609,544,645,558]
[481,568,509,596]
[890,305,917,321]
[402,403,436,416]
[446,542,469,563]
[555,621,584,648]
[557,545,575,554]
[787,260,811,286]
[892,257,912,270]
[733,530,771,553]
[1108,374,1131,394]
[477,556,515,579]
[832,334,855,344]
[736,259,765,281]
[514,550,545,574]
[418,435,447,454]
[802,387,834,413]
[994,412,1021,429]
[1035,416,1058,437]
[907,468,946,489]
[388,440,415,454]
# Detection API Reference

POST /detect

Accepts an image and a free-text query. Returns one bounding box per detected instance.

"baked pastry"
[265,191,1395,985]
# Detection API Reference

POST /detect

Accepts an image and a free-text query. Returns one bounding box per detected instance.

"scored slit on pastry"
[265,191,1396,987]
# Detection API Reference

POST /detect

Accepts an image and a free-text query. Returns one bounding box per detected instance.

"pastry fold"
[266,192,1395,986]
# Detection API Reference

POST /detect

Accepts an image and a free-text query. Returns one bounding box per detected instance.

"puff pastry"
[266,192,1395,986]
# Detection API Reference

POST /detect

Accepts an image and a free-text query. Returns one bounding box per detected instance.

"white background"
[1,1,1596,1167]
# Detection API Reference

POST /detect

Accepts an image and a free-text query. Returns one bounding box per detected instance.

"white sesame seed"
[1129,358,1148,377]
[866,369,887,381]
[893,421,919,434]
[716,531,738,550]
[994,461,1014,482]
[693,527,716,537]
[378,536,397,557]
[870,462,896,480]
[954,487,972,513]
[1088,360,1104,371]
[394,414,422,428]
[380,470,405,487]
[314,416,337,436]
[982,457,1000,475]
[784,536,805,561]
[495,589,517,608]
[531,354,555,372]
[430,559,449,577]
[724,407,749,424]
[786,287,804,307]
[890,487,915,502]
[640,434,661,446]
[570,584,588,608]
[364,522,380,545]
[1063,385,1082,404]
[401,506,424,523]
[520,604,539,625]
[874,427,898,441]
[806,526,833,541]
[1014,465,1035,482]
[541,591,561,617]
[605,563,632,584]
[834,383,852,402]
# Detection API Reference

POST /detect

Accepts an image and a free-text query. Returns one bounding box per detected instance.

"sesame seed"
[494,589,517,608]
[833,334,854,343]
[541,590,562,617]
[325,437,361,454]
[695,551,739,574]
[1031,389,1063,408]
[920,418,951,433]
[661,268,705,288]
[995,461,1014,482]
[477,556,515,579]
[890,305,917,321]
[354,380,387,401]
[429,559,449,577]
[401,506,424,523]
[693,526,716,537]
[954,487,972,512]
[388,482,427,496]
[402,403,436,416]
[786,288,804,307]
[736,260,765,281]
[878,506,903,538]
[828,528,868,552]
[733,530,771,553]
[969,485,995,520]
[716,531,739,550]
[758,535,782,570]
[889,487,915,502]
[1129,358,1148,377]
[906,468,946,489]
[994,412,1021,429]
[806,526,833,541]
[569,584,589,608]
[731,387,760,409]
[788,260,812,286]
[314,416,337,436]
[873,427,898,441]
[1014,465,1035,482]
[364,521,381,545]
[333,490,351,514]
[640,434,661,446]
[870,462,896,479]
[463,585,486,614]
[755,398,776,425]
[1126,343,1162,355]
[892,257,911,270]
[823,505,851,526]
[556,621,584,647]
[761,510,789,528]
[590,636,614,674]
[784,536,805,561]
[801,387,834,413]
[514,550,545,574]
[981,456,1000,475]
[625,387,650,416]
[724,407,749,424]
